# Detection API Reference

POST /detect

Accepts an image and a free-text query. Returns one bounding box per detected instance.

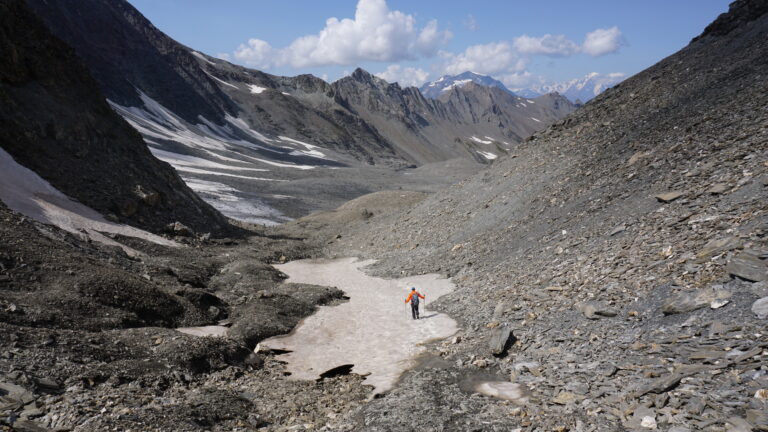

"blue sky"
[128,0,732,88]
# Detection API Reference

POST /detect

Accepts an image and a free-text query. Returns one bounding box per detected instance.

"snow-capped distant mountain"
[514,72,626,103]
[420,71,514,99]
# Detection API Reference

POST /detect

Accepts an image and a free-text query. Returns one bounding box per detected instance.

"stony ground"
[3,2,768,432]
[0,200,379,432]
[291,3,768,431]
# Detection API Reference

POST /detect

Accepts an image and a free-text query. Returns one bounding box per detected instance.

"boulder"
[726,250,768,282]
[165,221,194,237]
[662,287,732,315]
[751,297,768,319]
[134,185,160,206]
[488,324,512,356]
[576,301,618,319]
[697,236,741,260]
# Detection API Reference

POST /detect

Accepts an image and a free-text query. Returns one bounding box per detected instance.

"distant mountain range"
[513,72,626,103]
[420,72,626,104]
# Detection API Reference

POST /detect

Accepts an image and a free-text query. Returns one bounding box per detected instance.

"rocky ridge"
[28,0,575,167]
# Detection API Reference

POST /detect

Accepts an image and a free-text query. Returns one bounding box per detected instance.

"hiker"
[405,287,425,320]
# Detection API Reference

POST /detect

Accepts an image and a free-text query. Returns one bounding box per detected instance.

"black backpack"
[411,292,420,306]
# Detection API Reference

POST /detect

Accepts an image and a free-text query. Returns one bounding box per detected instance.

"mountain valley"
[1,0,766,431]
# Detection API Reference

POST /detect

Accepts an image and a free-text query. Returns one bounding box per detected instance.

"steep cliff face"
[0,0,227,234]
[25,0,236,125]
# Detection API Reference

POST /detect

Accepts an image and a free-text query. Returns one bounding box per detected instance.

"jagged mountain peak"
[420,72,513,99]
[342,67,397,90]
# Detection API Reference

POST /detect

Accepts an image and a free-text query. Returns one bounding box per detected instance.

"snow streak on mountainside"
[108,91,348,225]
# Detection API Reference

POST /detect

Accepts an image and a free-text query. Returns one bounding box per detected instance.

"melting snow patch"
[204,71,239,89]
[526,99,535,104]
[530,117,541,123]
[477,151,498,160]
[279,136,329,159]
[149,148,269,172]
[173,166,281,181]
[0,148,178,254]
[177,326,228,337]
[474,382,529,403]
[183,178,291,225]
[191,51,215,65]
[470,136,494,145]
[248,84,267,94]
[262,258,458,394]
[440,79,472,92]
[110,93,324,172]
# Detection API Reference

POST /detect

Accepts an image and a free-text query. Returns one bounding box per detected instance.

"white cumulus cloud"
[438,42,527,76]
[512,34,579,56]
[582,26,624,56]
[233,0,450,69]
[375,65,430,87]
[233,39,274,67]
[499,71,535,88]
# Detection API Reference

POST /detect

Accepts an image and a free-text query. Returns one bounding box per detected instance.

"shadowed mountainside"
[0,0,228,234]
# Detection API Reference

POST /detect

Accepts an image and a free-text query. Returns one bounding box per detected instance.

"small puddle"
[261,257,459,394]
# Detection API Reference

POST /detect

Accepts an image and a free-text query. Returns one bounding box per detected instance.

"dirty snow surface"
[0,148,177,253]
[262,258,459,394]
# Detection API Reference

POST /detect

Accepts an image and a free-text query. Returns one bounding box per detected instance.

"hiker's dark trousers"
[411,303,419,319]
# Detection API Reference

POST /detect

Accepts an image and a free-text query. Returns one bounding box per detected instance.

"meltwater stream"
[261,257,459,394]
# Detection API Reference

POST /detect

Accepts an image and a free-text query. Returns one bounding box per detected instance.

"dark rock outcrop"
[0,0,227,234]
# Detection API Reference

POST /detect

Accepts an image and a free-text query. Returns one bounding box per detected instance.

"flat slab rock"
[662,287,732,315]
[575,300,618,319]
[261,258,458,394]
[655,191,685,202]
[726,250,768,282]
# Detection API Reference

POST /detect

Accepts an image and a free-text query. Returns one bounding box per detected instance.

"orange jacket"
[405,291,425,303]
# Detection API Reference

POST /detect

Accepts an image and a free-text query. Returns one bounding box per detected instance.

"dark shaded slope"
[0,0,228,234]
[26,0,235,124]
